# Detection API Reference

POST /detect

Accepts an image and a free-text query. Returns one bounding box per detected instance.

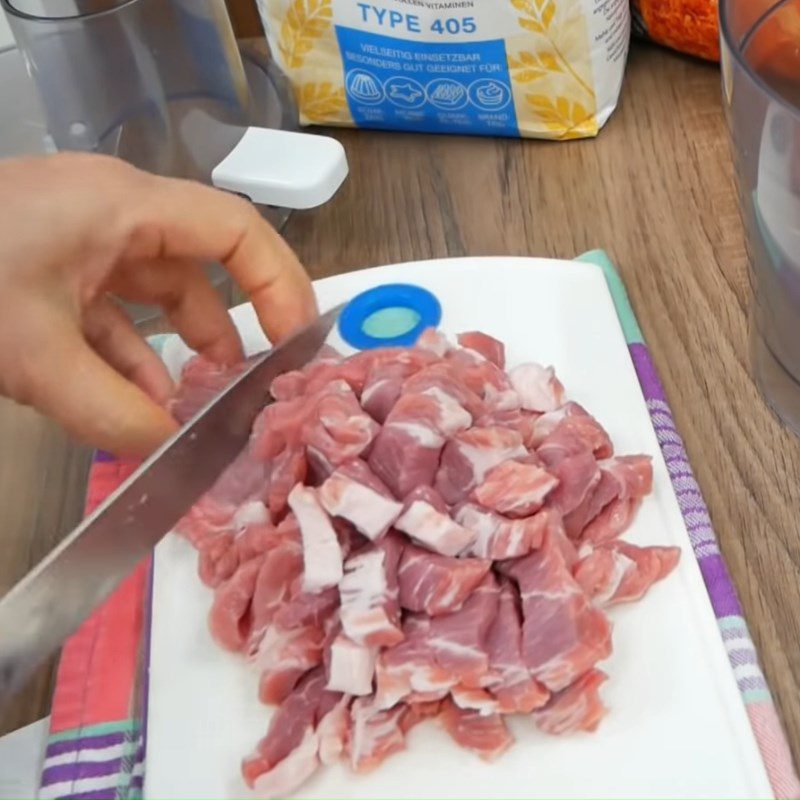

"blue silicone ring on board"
[338,283,442,350]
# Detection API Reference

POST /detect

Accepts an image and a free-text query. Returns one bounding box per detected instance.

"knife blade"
[0,304,343,708]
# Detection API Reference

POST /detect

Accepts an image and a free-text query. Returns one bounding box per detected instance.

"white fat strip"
[420,386,473,435]
[339,550,391,642]
[233,500,269,533]
[386,421,445,448]
[288,484,343,593]
[252,727,320,800]
[395,501,476,557]
[319,473,403,541]
[326,635,376,696]
[509,363,560,412]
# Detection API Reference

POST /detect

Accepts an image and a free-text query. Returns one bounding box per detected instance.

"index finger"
[119,174,318,343]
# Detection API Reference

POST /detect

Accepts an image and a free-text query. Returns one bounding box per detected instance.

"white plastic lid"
[211,127,349,210]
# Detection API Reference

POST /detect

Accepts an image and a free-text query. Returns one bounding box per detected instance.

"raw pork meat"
[534,669,607,735]
[457,331,505,368]
[398,542,491,616]
[435,426,527,504]
[318,460,403,541]
[471,456,559,518]
[339,533,404,647]
[505,530,612,691]
[288,484,343,593]
[440,699,514,761]
[573,540,680,605]
[170,326,680,798]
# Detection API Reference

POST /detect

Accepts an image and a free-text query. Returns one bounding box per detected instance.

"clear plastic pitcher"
[2,0,347,208]
[722,0,800,433]
[1,0,348,325]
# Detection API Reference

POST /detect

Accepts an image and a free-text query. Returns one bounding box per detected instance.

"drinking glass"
[722,0,800,433]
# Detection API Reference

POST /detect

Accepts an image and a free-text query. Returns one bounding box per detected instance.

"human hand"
[0,153,317,457]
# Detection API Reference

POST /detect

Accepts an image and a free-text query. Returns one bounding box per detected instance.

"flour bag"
[256,0,630,140]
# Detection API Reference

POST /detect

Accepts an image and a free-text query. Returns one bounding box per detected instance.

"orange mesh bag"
[631,0,719,61]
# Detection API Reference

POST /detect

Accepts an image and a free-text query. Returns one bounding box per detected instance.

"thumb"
[18,320,178,458]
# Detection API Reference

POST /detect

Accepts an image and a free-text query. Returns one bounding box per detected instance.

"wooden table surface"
[3,39,800,775]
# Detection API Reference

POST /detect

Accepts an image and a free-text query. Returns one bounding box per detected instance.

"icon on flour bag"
[255,0,631,140]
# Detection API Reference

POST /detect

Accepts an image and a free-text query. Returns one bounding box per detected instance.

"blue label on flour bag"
[335,26,519,137]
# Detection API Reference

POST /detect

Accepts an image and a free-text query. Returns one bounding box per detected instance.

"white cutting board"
[146,257,772,799]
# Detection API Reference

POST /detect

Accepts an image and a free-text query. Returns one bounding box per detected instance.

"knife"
[0,304,343,709]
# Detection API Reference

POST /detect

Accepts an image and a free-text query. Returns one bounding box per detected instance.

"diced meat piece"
[455,504,560,560]
[288,484,343,593]
[243,669,343,797]
[378,574,499,706]
[270,370,308,402]
[274,583,339,629]
[505,530,612,691]
[208,556,262,653]
[475,408,540,449]
[318,460,403,540]
[402,363,487,418]
[368,421,444,499]
[600,455,653,499]
[450,686,498,714]
[446,349,520,410]
[508,363,565,412]
[416,328,451,357]
[266,446,307,518]
[404,484,448,511]
[574,541,680,605]
[256,621,327,704]
[439,699,513,762]
[485,579,550,714]
[398,542,491,616]
[388,391,472,439]
[251,395,311,460]
[399,699,444,734]
[317,694,351,766]
[471,457,559,518]
[246,727,318,799]
[531,402,613,456]
[361,349,438,423]
[581,497,643,544]
[534,670,607,735]
[246,533,304,656]
[175,447,269,548]
[270,346,344,401]
[326,634,376,696]
[545,449,601,516]
[196,508,271,589]
[302,387,379,467]
[457,331,505,368]
[339,533,404,647]
[435,426,527,505]
[562,455,652,539]
[170,355,249,423]
[349,699,407,772]
[394,494,476,557]
[562,469,620,539]
[270,351,375,402]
